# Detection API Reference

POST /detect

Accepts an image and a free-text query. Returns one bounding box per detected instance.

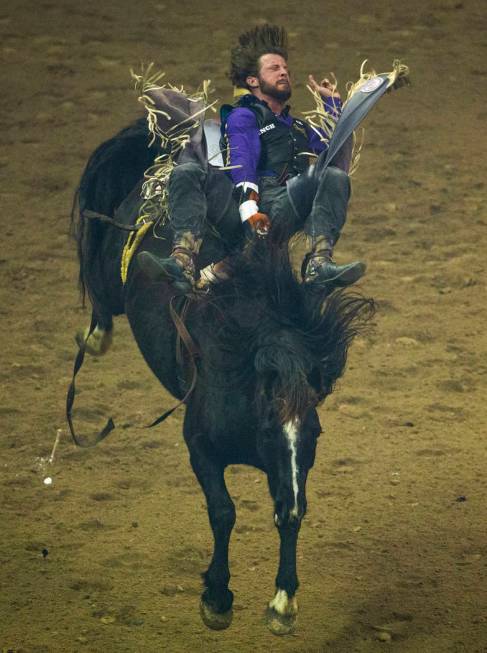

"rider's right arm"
[225,108,269,234]
[225,107,261,189]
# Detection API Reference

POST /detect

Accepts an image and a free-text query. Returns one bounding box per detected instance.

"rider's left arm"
[307,74,343,154]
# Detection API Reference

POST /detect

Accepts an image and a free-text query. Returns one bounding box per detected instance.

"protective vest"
[221,95,312,183]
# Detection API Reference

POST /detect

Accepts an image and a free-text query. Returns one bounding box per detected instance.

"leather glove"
[245,211,271,237]
[236,184,271,238]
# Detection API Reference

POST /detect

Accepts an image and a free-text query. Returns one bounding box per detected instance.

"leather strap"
[66,300,200,444]
[148,296,200,428]
[66,314,115,448]
[82,209,148,232]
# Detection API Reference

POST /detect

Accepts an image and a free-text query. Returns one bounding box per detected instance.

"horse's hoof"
[199,599,233,630]
[265,605,297,636]
[75,326,112,357]
[265,590,298,636]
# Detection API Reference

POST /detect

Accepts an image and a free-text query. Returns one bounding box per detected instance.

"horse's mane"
[194,242,374,419]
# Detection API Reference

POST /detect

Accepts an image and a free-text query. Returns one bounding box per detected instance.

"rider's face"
[248,54,292,102]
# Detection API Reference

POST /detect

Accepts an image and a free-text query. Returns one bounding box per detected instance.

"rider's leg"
[197,258,235,289]
[137,162,206,291]
[196,169,242,289]
[302,166,365,289]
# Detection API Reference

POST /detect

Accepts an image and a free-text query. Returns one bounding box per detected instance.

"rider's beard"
[258,76,292,103]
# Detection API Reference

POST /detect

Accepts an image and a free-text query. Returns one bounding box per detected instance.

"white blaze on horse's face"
[283,418,300,519]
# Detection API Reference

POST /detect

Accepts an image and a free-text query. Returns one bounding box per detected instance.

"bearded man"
[138,24,365,293]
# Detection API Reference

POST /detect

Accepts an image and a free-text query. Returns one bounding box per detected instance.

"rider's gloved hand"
[245,211,271,237]
[387,71,411,93]
[237,184,271,239]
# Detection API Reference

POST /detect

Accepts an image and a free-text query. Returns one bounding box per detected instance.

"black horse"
[71,119,373,635]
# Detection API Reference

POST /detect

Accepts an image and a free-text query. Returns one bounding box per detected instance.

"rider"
[138,24,365,292]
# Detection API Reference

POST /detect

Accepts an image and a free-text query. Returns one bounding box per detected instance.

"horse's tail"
[70,117,160,303]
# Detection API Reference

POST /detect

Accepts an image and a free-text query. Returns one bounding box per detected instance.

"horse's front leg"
[266,516,301,635]
[189,445,235,630]
[265,417,313,635]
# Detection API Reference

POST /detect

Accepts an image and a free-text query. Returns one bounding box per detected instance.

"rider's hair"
[229,24,289,89]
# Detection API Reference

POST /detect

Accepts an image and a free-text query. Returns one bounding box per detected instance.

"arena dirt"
[1,0,486,651]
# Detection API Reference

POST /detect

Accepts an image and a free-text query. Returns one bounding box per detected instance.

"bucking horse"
[66,65,408,632]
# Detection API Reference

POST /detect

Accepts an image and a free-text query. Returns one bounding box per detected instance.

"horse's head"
[200,241,374,427]
[253,329,318,425]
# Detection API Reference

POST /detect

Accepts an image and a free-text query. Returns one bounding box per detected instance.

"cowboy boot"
[302,236,366,290]
[137,231,201,293]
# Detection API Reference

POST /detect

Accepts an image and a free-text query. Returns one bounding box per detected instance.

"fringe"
[131,63,217,225]
[302,60,409,176]
[345,59,410,101]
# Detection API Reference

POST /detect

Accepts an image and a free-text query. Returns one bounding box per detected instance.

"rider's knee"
[168,162,206,196]
[170,161,205,183]
[324,166,350,190]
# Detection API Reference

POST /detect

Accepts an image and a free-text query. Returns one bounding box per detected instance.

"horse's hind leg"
[76,311,113,357]
[188,443,235,630]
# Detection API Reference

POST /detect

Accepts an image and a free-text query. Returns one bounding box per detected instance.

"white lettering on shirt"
[259,123,276,135]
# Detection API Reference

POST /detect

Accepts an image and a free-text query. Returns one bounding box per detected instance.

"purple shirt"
[225,96,342,186]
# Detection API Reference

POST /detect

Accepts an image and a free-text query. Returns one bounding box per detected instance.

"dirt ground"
[1,0,486,651]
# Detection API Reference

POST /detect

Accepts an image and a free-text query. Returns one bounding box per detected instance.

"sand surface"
[1,0,486,651]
